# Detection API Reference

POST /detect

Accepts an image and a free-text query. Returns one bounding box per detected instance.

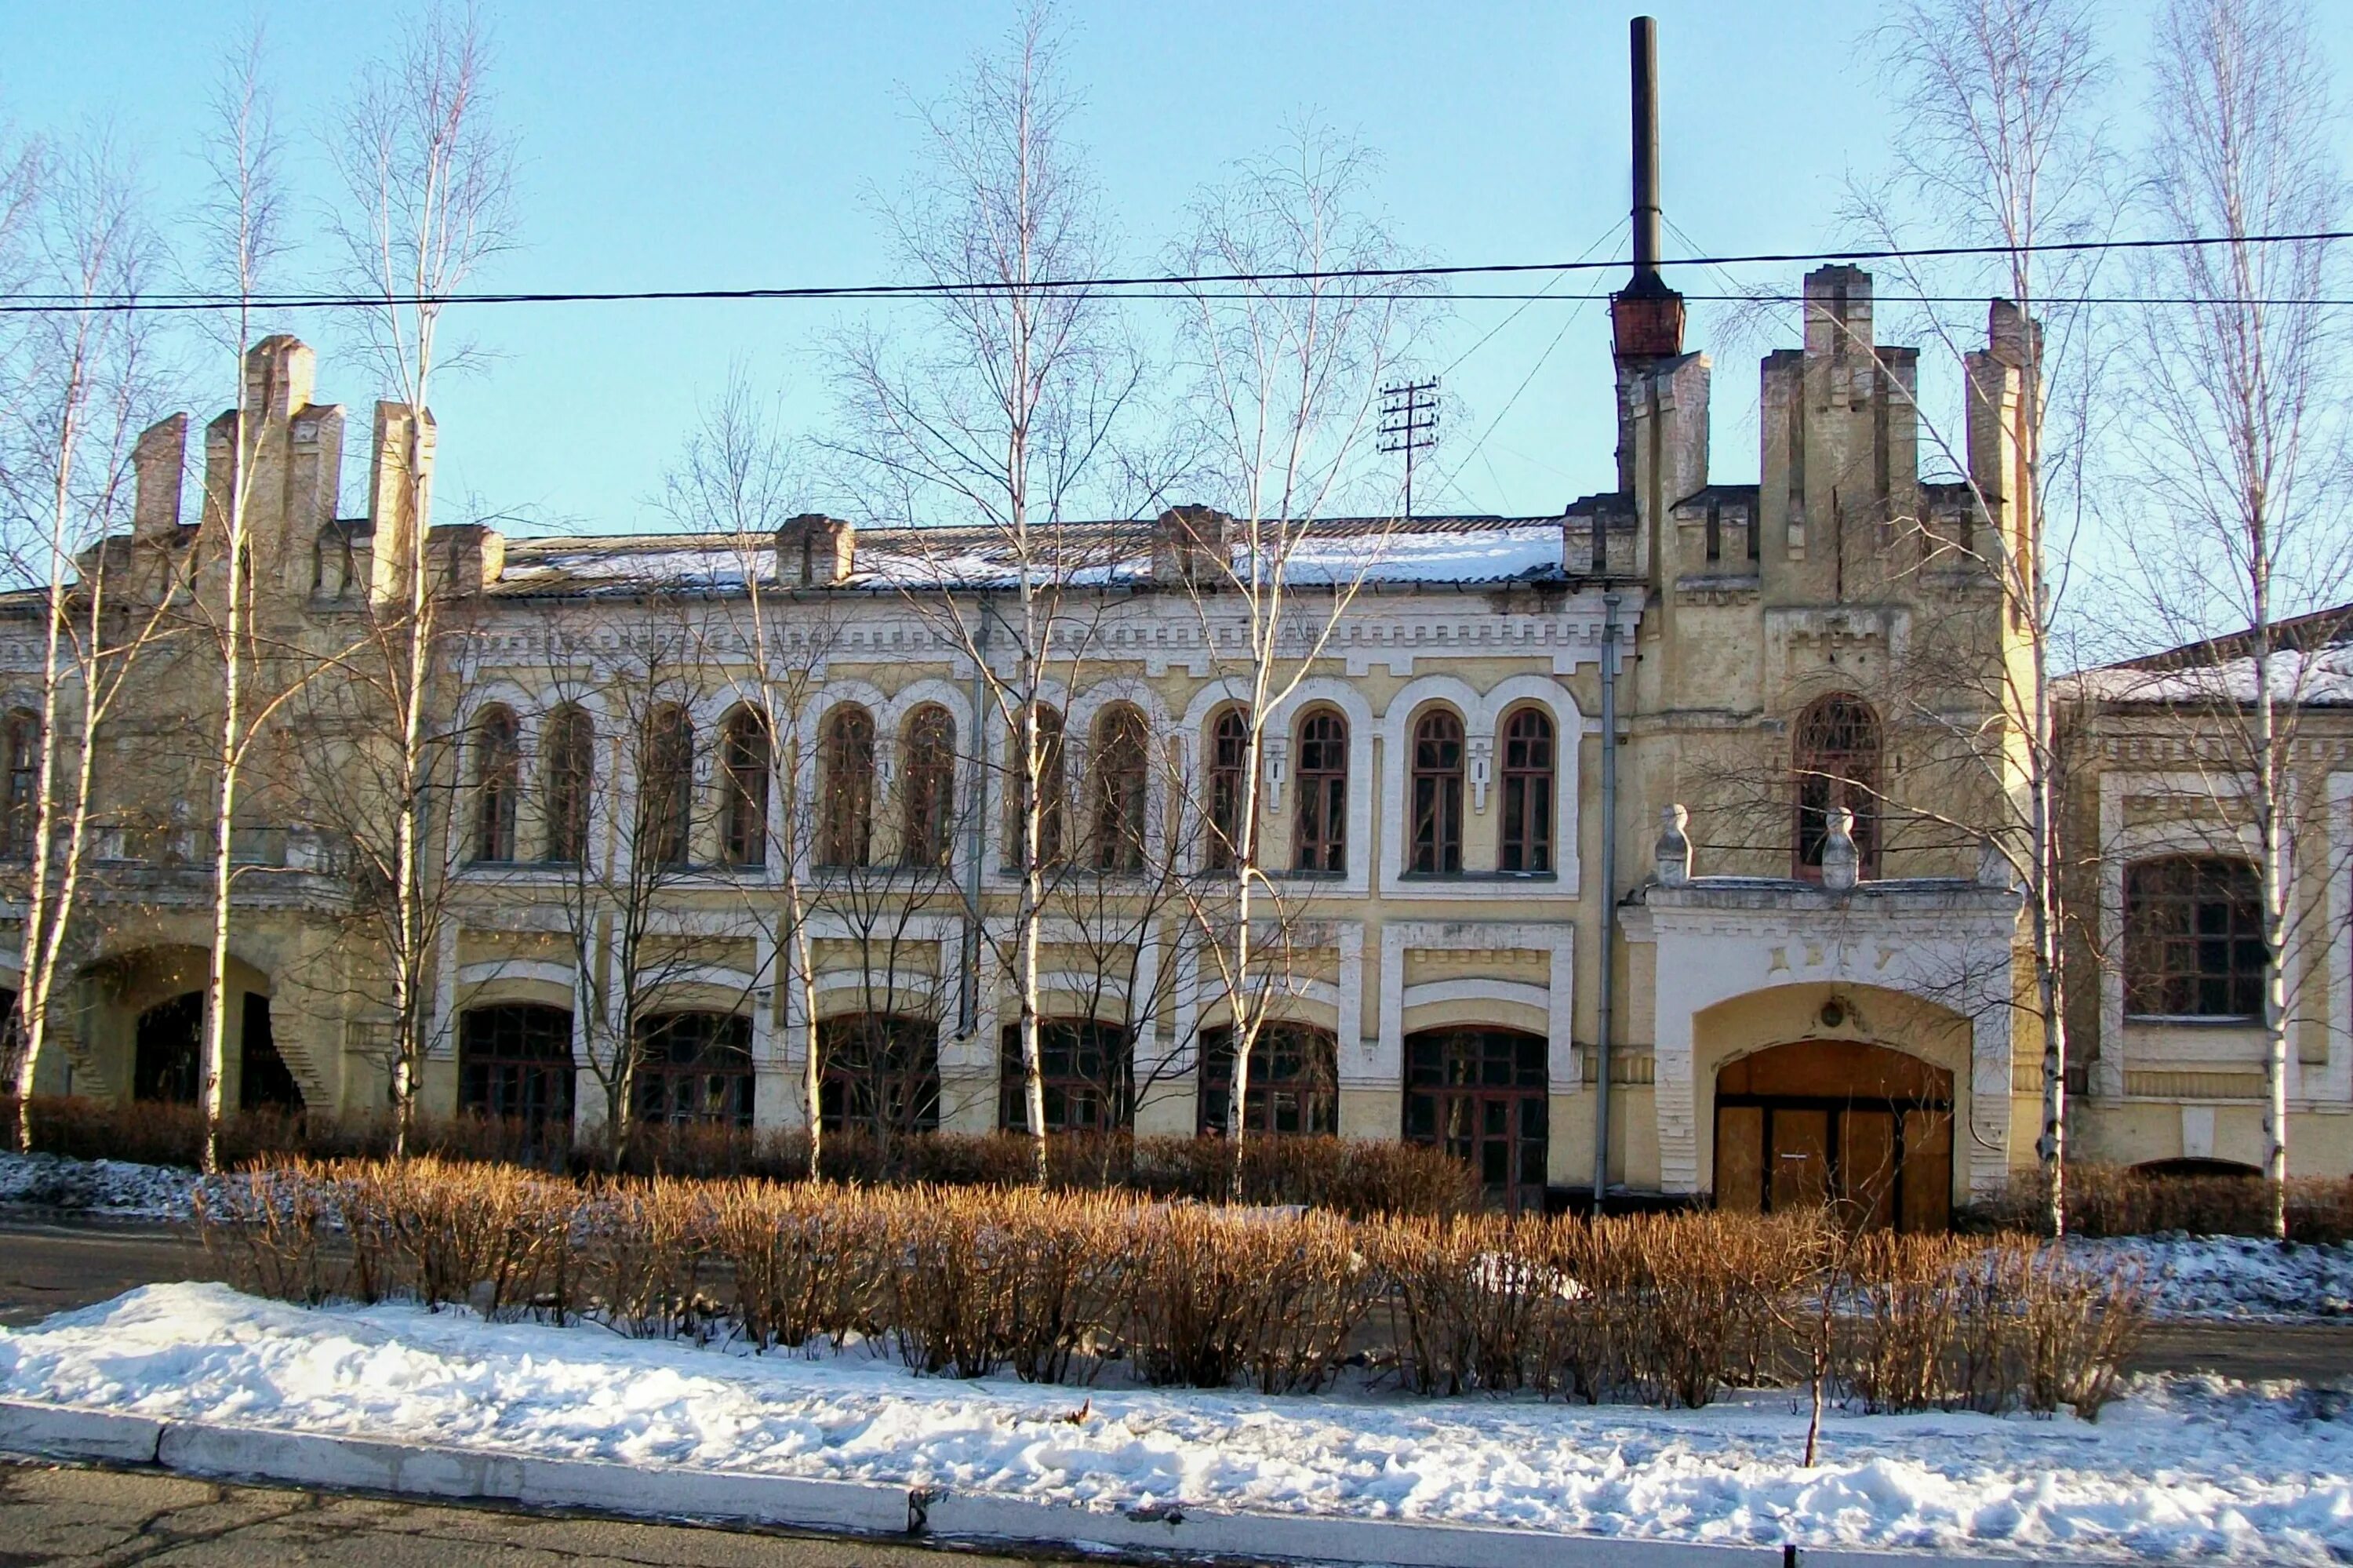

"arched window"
[2125,857,2264,1017]
[998,1018,1131,1133]
[1006,704,1065,865]
[1793,693,1881,879]
[1198,1023,1338,1137]
[638,703,696,868]
[543,706,595,864]
[819,704,876,868]
[820,1013,942,1136]
[1499,706,1555,874]
[1,710,40,860]
[1404,1027,1548,1211]
[458,1003,574,1130]
[1089,704,1149,872]
[900,705,956,868]
[1293,709,1347,874]
[634,1010,753,1126]
[1206,706,1253,871]
[472,707,519,864]
[719,708,769,868]
[1409,708,1464,875]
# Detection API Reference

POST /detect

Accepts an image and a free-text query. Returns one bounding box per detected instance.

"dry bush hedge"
[13,1097,1478,1218]
[197,1157,2147,1418]
[1977,1163,2353,1243]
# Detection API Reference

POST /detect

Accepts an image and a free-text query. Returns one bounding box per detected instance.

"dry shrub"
[1980,1163,2353,1244]
[710,1179,881,1351]
[196,1161,2149,1417]
[1838,1233,2149,1417]
[1122,1204,1372,1392]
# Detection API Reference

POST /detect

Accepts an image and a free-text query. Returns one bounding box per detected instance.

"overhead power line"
[0,229,2345,315]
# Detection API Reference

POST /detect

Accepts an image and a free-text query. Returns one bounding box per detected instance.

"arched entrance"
[134,992,202,1103]
[1713,1040,1951,1231]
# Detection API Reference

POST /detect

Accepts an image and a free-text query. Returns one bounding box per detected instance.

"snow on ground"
[2074,1235,2353,1320]
[0,1151,205,1221]
[0,1282,2346,1565]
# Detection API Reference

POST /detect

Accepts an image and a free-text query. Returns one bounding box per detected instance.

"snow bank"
[2,1282,2348,1564]
[2070,1235,2353,1320]
[0,1152,204,1220]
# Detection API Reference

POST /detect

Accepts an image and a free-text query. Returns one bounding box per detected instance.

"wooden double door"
[1713,1040,1953,1232]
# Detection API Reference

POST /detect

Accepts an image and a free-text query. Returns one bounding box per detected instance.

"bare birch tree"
[193,33,290,1173]
[835,4,1140,1181]
[1847,0,2112,1233]
[2115,0,2347,1237]
[0,136,175,1146]
[1168,128,1426,1195]
[328,0,516,1155]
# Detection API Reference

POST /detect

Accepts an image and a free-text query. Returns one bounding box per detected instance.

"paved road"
[0,1459,1057,1567]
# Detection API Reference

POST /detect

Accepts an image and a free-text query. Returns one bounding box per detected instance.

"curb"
[0,1399,2075,1567]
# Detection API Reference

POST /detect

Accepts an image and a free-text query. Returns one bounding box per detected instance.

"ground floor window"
[1403,1027,1548,1211]
[1712,1039,1952,1232]
[458,1003,575,1129]
[634,1011,754,1127]
[1197,1023,1337,1137]
[998,1019,1132,1133]
[820,1013,940,1136]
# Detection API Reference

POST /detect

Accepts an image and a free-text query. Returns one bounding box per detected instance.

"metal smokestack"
[1610,13,1685,358]
[1630,15,1661,283]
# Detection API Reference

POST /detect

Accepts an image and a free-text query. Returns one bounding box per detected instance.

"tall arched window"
[820,704,875,868]
[472,707,519,864]
[719,708,769,868]
[1293,708,1347,873]
[639,703,696,868]
[1409,708,1464,875]
[1499,706,1555,874]
[1793,693,1881,879]
[1206,706,1252,871]
[1089,704,1149,872]
[543,705,595,864]
[1006,704,1065,865]
[2,709,40,860]
[900,705,956,868]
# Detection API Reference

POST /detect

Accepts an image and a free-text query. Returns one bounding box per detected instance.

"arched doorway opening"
[1713,1040,1951,1231]
[134,991,202,1103]
[1403,1026,1548,1211]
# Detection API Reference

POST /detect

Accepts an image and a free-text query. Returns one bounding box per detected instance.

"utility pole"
[1379,378,1439,518]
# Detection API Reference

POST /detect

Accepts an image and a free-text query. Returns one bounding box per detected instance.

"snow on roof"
[2072,603,2353,708]
[488,515,1572,598]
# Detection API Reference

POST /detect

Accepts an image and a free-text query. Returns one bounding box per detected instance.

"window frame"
[998,1017,1133,1133]
[638,702,696,870]
[819,1012,943,1136]
[819,704,876,868]
[1408,707,1466,875]
[718,708,770,868]
[1205,705,1255,871]
[1,709,39,860]
[1005,704,1067,868]
[1792,693,1882,880]
[1089,704,1150,873]
[542,705,595,864]
[1498,704,1555,875]
[1197,1023,1338,1137]
[473,706,520,864]
[633,1010,755,1128]
[2123,855,2268,1020]
[458,1003,576,1128]
[900,705,956,868]
[1292,708,1347,874]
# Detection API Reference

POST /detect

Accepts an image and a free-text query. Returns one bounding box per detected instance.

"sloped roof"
[2071,602,2353,708]
[486,514,1575,599]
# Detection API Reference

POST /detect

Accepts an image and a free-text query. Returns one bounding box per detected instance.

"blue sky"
[8,1,2348,536]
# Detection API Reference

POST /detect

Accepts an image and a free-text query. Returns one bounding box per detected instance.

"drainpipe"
[1592,591,1621,1211]
[962,599,991,1037]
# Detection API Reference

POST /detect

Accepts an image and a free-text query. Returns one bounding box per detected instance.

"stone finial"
[1655,802,1691,887]
[1820,806,1859,892]
[132,414,187,541]
[777,514,854,587]
[1150,504,1231,588]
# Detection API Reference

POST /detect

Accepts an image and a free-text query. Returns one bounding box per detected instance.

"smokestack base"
[1612,289,1685,359]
